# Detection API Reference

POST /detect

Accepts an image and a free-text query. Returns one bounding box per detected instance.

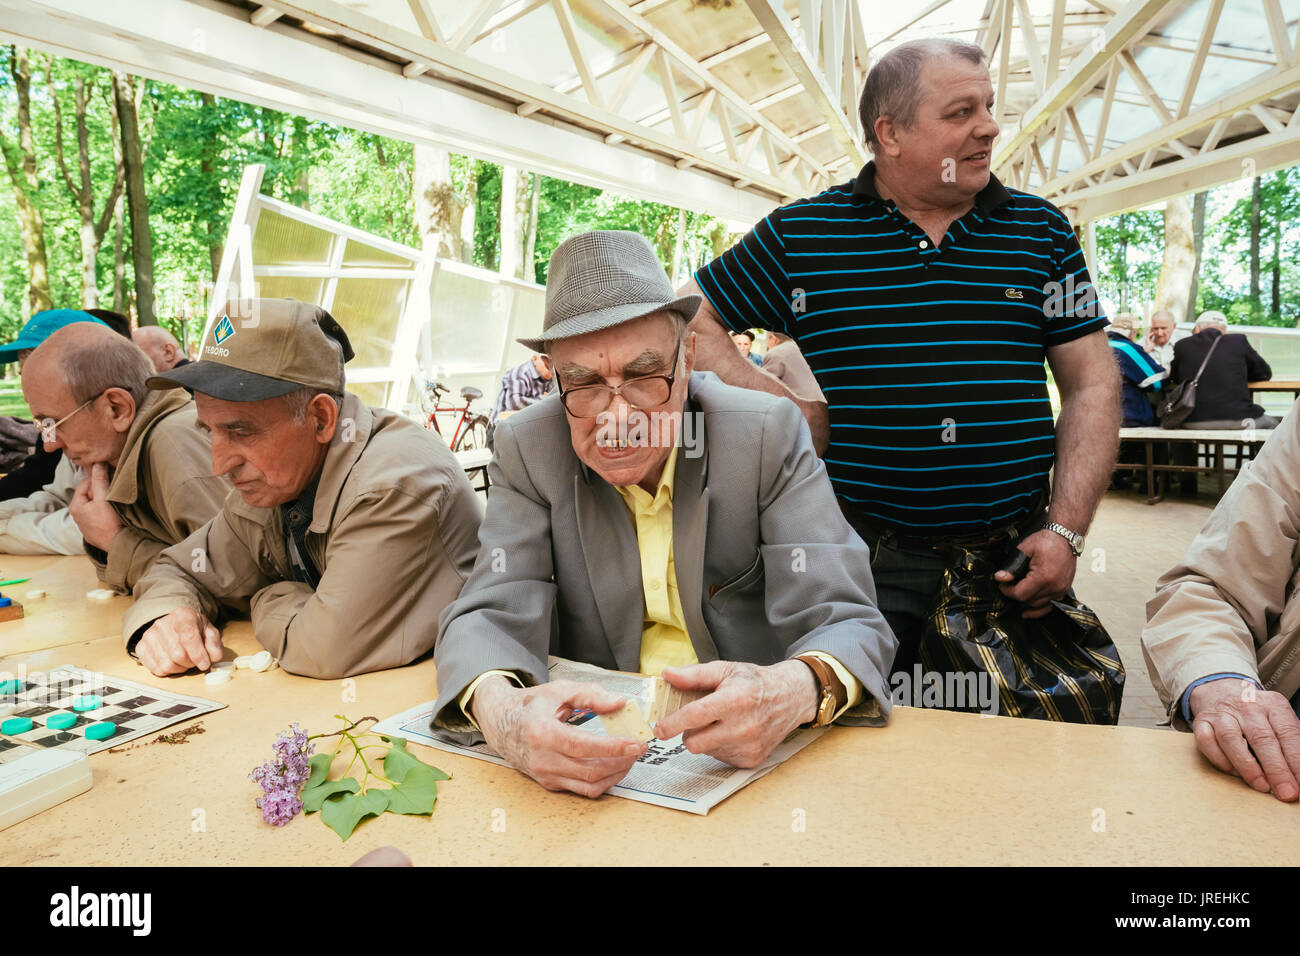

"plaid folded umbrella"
[918,545,1125,724]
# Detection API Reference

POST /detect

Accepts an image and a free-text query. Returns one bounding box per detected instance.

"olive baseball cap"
[148,298,355,401]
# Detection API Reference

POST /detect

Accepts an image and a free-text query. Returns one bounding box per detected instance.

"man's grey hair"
[283,386,343,423]
[61,335,154,409]
[858,38,986,152]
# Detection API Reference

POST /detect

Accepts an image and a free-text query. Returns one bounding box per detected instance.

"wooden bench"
[1115,426,1270,504]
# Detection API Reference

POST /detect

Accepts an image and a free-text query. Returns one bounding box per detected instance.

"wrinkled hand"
[135,607,224,676]
[1190,677,1300,802]
[470,677,647,798]
[70,463,122,552]
[993,529,1076,618]
[653,660,819,768]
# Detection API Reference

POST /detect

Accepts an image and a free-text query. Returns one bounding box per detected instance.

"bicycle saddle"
[460,386,483,401]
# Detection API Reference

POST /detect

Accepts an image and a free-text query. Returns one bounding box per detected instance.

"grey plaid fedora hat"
[517,230,702,352]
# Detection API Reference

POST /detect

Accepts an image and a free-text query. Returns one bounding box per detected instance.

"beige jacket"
[1142,405,1300,730]
[0,455,83,555]
[123,393,483,679]
[761,340,826,403]
[91,389,232,592]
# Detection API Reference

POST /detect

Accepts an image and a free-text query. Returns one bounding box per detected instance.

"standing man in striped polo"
[677,37,1120,681]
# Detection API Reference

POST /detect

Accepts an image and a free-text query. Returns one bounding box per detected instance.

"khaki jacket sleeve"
[249,486,472,680]
[121,509,274,648]
[1142,407,1300,729]
[102,475,233,594]
[0,508,83,555]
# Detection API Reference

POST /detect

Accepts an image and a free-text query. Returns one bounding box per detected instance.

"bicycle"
[422,381,491,452]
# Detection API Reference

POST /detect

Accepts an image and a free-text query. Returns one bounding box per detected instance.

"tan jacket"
[92,390,232,592]
[0,455,84,555]
[761,340,826,403]
[1142,404,1300,730]
[122,393,483,679]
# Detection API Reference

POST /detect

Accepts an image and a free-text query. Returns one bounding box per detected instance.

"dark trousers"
[838,500,1045,677]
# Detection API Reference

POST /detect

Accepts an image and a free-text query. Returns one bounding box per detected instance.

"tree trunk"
[460,162,478,265]
[499,164,519,278]
[199,94,224,283]
[1117,213,1129,311]
[1249,176,1261,315]
[521,172,539,284]
[52,72,126,309]
[1154,195,1194,325]
[498,165,533,280]
[1187,190,1207,319]
[1272,221,1281,318]
[0,46,53,314]
[113,70,155,324]
[670,207,687,287]
[413,144,467,261]
[112,193,126,312]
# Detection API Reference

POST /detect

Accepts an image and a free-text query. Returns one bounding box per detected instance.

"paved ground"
[1074,484,1223,730]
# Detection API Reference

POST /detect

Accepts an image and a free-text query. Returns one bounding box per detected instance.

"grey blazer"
[432,372,896,736]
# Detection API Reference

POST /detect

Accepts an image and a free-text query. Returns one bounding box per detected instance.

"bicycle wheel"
[454,415,491,452]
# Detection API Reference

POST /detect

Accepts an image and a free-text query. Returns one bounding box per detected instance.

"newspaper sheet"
[371,657,827,815]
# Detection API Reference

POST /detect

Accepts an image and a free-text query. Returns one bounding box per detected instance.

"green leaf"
[381,765,443,816]
[321,789,390,841]
[300,753,359,813]
[383,737,451,784]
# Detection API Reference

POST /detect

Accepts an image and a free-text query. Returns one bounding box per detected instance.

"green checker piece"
[72,695,103,712]
[85,721,116,741]
[0,678,22,695]
[47,712,77,730]
[1,716,33,734]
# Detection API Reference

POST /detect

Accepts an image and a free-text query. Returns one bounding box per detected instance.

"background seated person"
[1171,311,1276,430]
[1143,396,1300,803]
[433,231,896,798]
[488,353,553,449]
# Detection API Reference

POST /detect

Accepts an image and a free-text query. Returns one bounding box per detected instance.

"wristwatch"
[794,654,848,728]
[1044,522,1085,557]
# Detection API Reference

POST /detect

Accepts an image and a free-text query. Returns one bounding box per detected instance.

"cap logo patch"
[213,315,236,345]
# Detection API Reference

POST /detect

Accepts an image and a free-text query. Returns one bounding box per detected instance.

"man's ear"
[103,387,139,434]
[309,392,340,443]
[874,116,902,157]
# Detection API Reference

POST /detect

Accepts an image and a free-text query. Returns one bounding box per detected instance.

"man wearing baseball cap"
[122,298,483,679]
[432,231,895,798]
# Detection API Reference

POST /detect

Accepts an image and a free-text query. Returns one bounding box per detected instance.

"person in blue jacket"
[1107,314,1166,426]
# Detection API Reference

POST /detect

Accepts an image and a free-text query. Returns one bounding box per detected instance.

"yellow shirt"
[613,449,698,674]
[462,449,867,721]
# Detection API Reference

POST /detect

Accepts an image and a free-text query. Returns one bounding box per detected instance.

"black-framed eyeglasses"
[554,339,682,419]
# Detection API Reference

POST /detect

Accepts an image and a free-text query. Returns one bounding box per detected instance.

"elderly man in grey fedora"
[432,230,896,798]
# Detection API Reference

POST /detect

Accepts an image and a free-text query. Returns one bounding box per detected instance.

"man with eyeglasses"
[20,322,231,592]
[432,231,896,798]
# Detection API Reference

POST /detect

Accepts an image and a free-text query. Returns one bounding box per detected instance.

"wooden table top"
[1,557,1297,866]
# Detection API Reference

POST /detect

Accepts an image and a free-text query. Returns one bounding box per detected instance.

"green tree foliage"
[1093,209,1164,312]
[1208,166,1300,326]
[2,50,738,349]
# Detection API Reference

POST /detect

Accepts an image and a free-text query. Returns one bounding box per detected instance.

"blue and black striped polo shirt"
[695,162,1107,538]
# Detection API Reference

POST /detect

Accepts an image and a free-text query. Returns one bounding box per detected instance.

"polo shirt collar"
[850,160,1013,213]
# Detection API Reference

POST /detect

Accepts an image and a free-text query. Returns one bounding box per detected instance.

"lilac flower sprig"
[248,722,314,826]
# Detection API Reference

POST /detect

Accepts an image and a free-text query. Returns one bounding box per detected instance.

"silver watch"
[1044,522,1084,557]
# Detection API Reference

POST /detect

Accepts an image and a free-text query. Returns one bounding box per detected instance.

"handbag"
[916,544,1125,724]
[1157,334,1221,429]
